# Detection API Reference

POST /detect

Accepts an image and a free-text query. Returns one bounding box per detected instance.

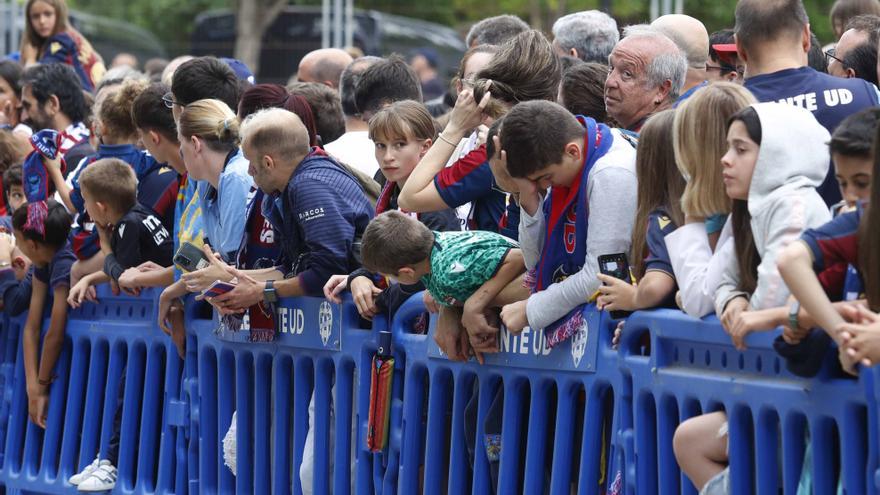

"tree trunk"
[234,0,288,77]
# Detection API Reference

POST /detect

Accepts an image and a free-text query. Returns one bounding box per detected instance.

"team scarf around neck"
[534,116,613,347]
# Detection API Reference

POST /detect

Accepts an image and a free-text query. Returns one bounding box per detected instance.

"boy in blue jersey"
[735,0,880,206]
[202,108,373,315]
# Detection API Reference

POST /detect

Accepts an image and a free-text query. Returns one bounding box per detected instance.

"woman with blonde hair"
[19,0,105,91]
[157,99,253,333]
[665,82,757,318]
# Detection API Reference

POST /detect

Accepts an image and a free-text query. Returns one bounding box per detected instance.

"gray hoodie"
[714,102,832,314]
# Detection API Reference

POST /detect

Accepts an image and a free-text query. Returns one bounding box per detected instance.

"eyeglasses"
[162,92,182,109]
[825,48,845,65]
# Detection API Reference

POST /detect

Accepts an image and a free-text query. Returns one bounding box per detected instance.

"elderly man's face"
[605,37,665,129]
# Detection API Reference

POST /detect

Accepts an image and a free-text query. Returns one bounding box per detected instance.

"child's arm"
[68,271,110,308]
[35,285,70,404]
[398,88,489,212]
[23,278,48,427]
[119,265,175,291]
[597,271,676,312]
[462,249,526,345]
[778,241,846,343]
[44,155,75,213]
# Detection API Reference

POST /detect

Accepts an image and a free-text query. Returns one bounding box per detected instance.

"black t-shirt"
[103,203,173,281]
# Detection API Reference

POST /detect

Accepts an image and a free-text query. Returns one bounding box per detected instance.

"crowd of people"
[2,0,880,492]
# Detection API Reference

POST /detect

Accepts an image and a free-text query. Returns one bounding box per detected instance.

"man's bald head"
[651,14,709,69]
[297,48,354,89]
[241,107,310,163]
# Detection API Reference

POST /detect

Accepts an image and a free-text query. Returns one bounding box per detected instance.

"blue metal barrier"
[619,309,871,495]
[0,289,877,495]
[184,296,378,495]
[0,285,188,494]
[385,296,625,495]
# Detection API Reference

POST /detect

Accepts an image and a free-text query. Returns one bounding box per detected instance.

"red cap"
[711,44,739,66]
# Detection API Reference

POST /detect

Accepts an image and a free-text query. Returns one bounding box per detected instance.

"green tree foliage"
[67,0,845,55]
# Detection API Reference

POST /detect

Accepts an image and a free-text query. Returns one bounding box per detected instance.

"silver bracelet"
[437,133,458,147]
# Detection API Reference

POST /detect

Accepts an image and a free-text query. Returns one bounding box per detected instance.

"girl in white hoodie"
[673,102,832,494]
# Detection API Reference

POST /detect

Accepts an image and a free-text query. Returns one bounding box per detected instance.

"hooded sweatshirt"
[714,102,832,314]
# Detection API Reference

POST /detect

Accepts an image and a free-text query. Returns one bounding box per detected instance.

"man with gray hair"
[651,14,709,104]
[465,15,530,47]
[604,26,687,132]
[552,10,620,63]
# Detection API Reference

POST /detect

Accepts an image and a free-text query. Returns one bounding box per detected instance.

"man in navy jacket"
[209,107,373,312]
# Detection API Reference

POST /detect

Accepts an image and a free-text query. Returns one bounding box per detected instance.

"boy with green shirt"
[361,210,529,362]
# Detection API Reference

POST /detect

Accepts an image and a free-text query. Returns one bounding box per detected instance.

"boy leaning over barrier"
[67,158,174,306]
[360,210,529,362]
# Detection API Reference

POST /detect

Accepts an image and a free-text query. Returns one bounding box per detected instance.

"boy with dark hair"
[66,158,174,491]
[2,164,25,215]
[353,55,423,120]
[829,107,880,212]
[170,56,241,116]
[118,82,197,293]
[68,158,173,302]
[498,100,637,346]
[362,210,527,360]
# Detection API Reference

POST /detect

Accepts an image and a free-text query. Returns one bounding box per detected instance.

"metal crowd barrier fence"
[0,289,875,494]
[619,309,872,495]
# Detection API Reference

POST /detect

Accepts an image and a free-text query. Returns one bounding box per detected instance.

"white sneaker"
[76,462,117,492]
[69,456,101,486]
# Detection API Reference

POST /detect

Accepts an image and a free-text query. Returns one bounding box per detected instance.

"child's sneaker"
[76,461,117,492]
[68,456,101,486]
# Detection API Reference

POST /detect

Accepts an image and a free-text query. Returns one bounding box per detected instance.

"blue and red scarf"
[534,116,613,347]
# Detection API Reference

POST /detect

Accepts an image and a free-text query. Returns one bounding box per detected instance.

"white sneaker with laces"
[76,461,117,492]
[68,456,101,486]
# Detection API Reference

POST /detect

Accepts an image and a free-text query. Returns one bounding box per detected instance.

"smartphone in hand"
[174,242,209,273]
[598,253,632,320]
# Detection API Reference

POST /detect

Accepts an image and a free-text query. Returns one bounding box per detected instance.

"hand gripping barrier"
[0,290,878,495]
[619,309,872,495]
[0,285,188,494]
[385,295,625,495]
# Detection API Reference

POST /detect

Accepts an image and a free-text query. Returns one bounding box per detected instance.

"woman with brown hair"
[19,0,106,92]
[596,109,684,313]
[398,29,561,240]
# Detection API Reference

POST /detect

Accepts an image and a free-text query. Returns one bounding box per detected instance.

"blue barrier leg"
[523,378,551,495]
[657,394,679,495]
[634,391,657,495]
[333,358,355,495]
[469,376,495,494]
[272,355,293,495]
[235,351,255,494]
[314,357,333,495]
[254,352,272,495]
[397,364,426,494]
[841,402,868,494]
[497,378,525,494]
[58,337,89,483]
[549,381,577,495]
[422,369,451,495]
[447,372,474,494]
[137,343,166,492]
[218,350,236,492]
[292,357,313,495]
[755,408,779,494]
[198,346,218,494]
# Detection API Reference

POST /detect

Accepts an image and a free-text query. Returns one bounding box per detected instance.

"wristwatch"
[263,280,279,304]
[788,300,801,330]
